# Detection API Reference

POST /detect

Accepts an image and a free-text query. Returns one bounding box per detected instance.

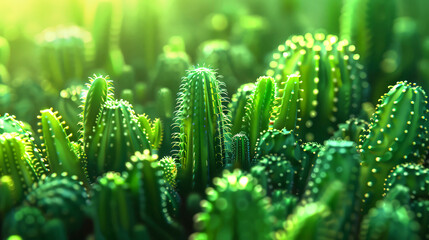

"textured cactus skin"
[81,75,114,146]
[271,74,301,131]
[38,109,88,185]
[86,99,151,181]
[25,173,88,233]
[359,81,429,213]
[137,114,163,151]
[229,83,256,135]
[192,170,271,240]
[251,155,295,196]
[360,200,420,240]
[0,114,47,176]
[243,76,276,159]
[173,67,229,195]
[231,132,251,171]
[57,85,84,140]
[270,191,297,231]
[0,133,40,202]
[332,118,369,144]
[159,156,177,189]
[266,33,368,142]
[301,140,361,239]
[254,129,309,195]
[125,151,182,240]
[384,163,429,200]
[92,172,137,240]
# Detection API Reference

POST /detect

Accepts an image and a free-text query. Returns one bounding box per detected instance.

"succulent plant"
[243,76,276,159]
[56,85,84,140]
[229,83,255,135]
[172,67,230,195]
[25,173,88,234]
[332,118,369,144]
[137,114,163,151]
[0,176,16,217]
[125,150,183,240]
[230,132,252,171]
[266,33,368,142]
[2,206,48,240]
[192,170,272,240]
[92,172,137,240]
[359,81,429,213]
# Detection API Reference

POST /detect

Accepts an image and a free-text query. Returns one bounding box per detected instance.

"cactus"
[231,132,252,171]
[192,170,272,240]
[25,173,88,234]
[250,155,295,196]
[2,206,47,240]
[137,114,163,151]
[159,156,177,189]
[36,26,92,92]
[266,33,368,142]
[173,67,229,195]
[410,200,429,240]
[229,83,256,135]
[57,85,84,140]
[125,150,182,240]
[271,74,301,131]
[0,133,40,201]
[38,108,89,185]
[384,163,429,200]
[359,81,429,213]
[360,200,420,240]
[92,172,137,240]
[269,191,297,231]
[243,76,276,159]
[332,118,369,144]
[0,176,17,217]
[301,140,361,239]
[85,99,151,181]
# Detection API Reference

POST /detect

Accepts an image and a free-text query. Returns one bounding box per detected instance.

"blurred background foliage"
[0,0,428,128]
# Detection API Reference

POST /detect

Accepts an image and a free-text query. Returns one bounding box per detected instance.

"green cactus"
[332,118,369,144]
[86,99,151,181]
[36,26,92,92]
[0,176,17,217]
[137,114,163,151]
[173,67,230,195]
[301,140,360,238]
[0,133,40,202]
[384,163,429,200]
[25,172,88,234]
[266,33,368,142]
[231,132,252,171]
[269,191,297,231]
[38,108,88,185]
[192,170,272,240]
[271,74,301,131]
[159,156,177,189]
[57,85,84,140]
[81,75,114,145]
[92,172,137,240]
[229,83,256,135]
[251,155,295,196]
[125,150,182,240]
[2,206,47,240]
[360,200,420,240]
[359,81,429,213]
[243,76,276,159]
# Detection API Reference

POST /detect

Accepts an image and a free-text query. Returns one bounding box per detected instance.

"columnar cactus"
[92,172,137,240]
[0,176,16,217]
[159,156,177,189]
[229,83,256,135]
[85,99,151,181]
[125,151,182,240]
[359,81,429,213]
[57,85,84,140]
[266,33,368,142]
[36,26,92,92]
[137,114,163,151]
[38,109,88,185]
[243,76,276,159]
[192,170,272,240]
[302,140,361,239]
[173,67,229,195]
[231,132,252,171]
[0,133,40,201]
[25,173,88,234]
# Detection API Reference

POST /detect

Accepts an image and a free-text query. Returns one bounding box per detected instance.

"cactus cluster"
[1,1,429,239]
